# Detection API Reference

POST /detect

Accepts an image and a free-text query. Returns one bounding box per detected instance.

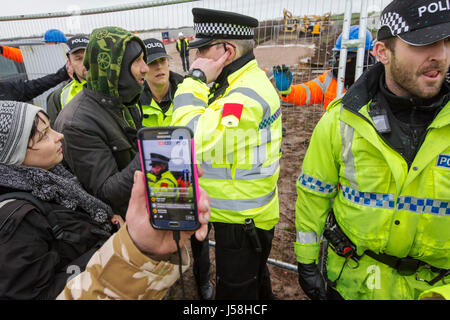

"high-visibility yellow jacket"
[281,70,343,110]
[147,170,178,190]
[140,72,184,128]
[171,57,282,230]
[141,98,173,127]
[61,79,86,108]
[295,65,450,300]
[176,38,189,54]
[419,284,450,300]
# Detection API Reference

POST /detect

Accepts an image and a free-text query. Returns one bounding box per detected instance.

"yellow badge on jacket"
[221,103,243,127]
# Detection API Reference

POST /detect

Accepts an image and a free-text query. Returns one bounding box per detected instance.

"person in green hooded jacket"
[54,26,149,218]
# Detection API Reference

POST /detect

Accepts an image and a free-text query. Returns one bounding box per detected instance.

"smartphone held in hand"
[137,127,200,231]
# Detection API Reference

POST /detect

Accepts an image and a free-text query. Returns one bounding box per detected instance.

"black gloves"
[0,45,3,55]
[297,262,327,300]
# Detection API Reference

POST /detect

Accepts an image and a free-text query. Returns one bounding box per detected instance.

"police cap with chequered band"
[150,153,170,165]
[377,0,450,46]
[189,8,259,48]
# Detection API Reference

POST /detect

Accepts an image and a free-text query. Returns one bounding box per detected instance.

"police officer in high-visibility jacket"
[294,0,450,300]
[140,38,213,300]
[176,32,190,72]
[171,8,282,300]
[47,35,89,126]
[273,25,376,110]
[139,38,184,127]
[146,153,178,190]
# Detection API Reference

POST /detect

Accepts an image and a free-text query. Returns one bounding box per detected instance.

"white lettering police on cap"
[418,0,450,17]
[71,38,89,44]
[146,42,163,49]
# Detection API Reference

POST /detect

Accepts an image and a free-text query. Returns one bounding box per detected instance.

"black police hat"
[143,38,171,64]
[150,153,170,165]
[377,0,450,46]
[189,8,259,49]
[66,35,89,54]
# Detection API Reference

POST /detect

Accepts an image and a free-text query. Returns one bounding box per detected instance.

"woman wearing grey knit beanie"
[0,100,211,300]
[0,100,117,299]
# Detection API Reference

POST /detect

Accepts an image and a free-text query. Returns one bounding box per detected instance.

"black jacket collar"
[341,62,382,112]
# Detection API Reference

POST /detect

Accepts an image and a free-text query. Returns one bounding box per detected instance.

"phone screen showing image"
[139,127,199,230]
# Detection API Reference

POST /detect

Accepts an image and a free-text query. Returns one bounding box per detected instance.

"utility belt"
[323,211,450,286]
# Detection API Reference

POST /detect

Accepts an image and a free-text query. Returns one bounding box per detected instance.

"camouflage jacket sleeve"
[57,223,190,300]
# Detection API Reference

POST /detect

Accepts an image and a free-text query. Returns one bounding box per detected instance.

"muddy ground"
[164,36,331,300]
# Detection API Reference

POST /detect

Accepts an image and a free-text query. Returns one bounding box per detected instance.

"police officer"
[47,34,89,126]
[140,38,213,300]
[171,8,282,300]
[176,32,190,72]
[139,38,184,127]
[146,153,178,188]
[294,0,449,300]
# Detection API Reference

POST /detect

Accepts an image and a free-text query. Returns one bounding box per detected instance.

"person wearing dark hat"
[146,152,178,190]
[171,8,282,300]
[176,32,190,72]
[54,26,150,218]
[294,0,449,300]
[140,38,184,127]
[0,100,211,300]
[47,34,89,127]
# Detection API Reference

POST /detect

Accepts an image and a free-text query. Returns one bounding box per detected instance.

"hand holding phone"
[126,170,210,257]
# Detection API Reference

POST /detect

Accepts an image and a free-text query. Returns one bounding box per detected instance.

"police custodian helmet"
[189,7,259,48]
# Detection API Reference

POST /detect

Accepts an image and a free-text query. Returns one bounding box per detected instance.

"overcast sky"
[0,0,391,40]
[1,0,390,17]
[1,0,147,16]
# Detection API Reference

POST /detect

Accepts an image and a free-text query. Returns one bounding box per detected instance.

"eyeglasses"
[197,42,236,54]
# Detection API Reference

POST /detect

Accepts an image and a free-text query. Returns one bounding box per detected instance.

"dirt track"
[164,39,326,300]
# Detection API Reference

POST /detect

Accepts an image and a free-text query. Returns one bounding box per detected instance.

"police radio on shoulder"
[187,68,207,84]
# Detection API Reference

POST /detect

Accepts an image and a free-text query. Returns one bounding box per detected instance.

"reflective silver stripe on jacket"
[199,86,279,181]
[173,92,207,112]
[226,87,274,143]
[61,85,71,107]
[61,81,74,107]
[299,84,311,105]
[296,231,318,244]
[210,188,276,211]
[227,87,272,122]
[201,159,279,181]
[340,107,357,189]
[322,71,334,92]
[312,71,333,92]
[185,115,200,133]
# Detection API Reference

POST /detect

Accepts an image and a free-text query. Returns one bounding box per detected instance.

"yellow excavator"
[297,12,332,36]
[282,9,332,39]
[282,8,299,33]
